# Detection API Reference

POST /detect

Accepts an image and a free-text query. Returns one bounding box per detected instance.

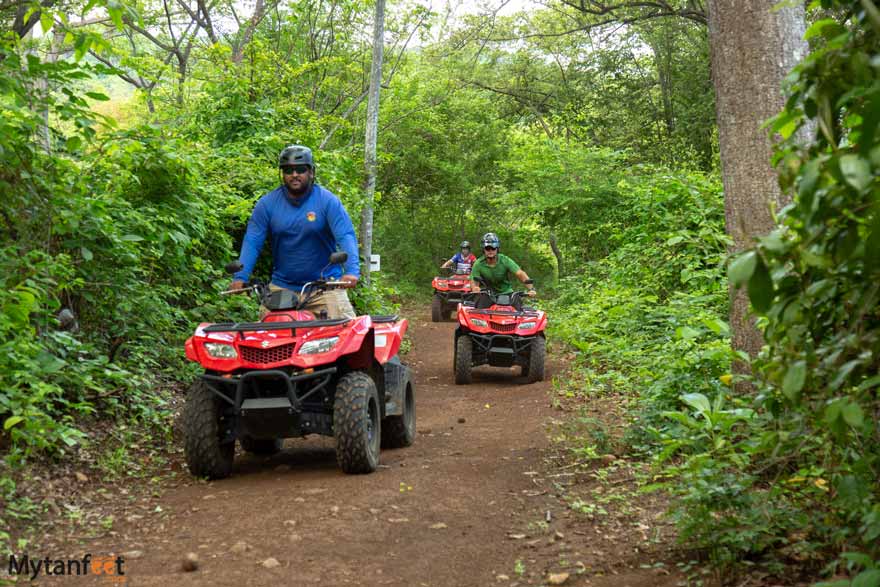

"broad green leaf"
[759,230,787,253]
[782,361,807,399]
[681,393,711,415]
[857,374,880,391]
[3,416,24,430]
[798,158,821,207]
[40,11,54,34]
[662,411,694,426]
[728,251,757,287]
[675,326,700,340]
[73,33,91,60]
[65,136,82,152]
[747,257,774,313]
[839,154,873,192]
[701,318,730,335]
[824,400,843,425]
[85,92,110,101]
[842,402,864,428]
[804,18,845,40]
[81,246,93,261]
[853,570,880,587]
[120,234,144,242]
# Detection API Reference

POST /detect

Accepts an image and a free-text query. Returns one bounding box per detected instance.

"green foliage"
[545,167,730,447]
[759,0,879,571]
[655,0,880,578]
[0,16,387,477]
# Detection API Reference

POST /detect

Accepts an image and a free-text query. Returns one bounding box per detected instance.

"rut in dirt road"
[80,310,556,586]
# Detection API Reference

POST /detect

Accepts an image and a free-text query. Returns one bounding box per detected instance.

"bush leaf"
[728,251,757,287]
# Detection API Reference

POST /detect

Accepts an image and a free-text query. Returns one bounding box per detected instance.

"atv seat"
[371,314,399,323]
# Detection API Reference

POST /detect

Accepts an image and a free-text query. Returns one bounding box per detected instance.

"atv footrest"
[241,397,294,411]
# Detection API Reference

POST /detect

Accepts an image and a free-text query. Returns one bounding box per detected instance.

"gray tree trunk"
[707,0,807,363]
[358,0,385,285]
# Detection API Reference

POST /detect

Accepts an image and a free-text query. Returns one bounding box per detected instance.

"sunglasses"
[484,246,497,251]
[281,164,311,175]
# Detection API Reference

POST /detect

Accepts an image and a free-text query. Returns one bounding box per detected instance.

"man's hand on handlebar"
[229,279,246,292]
[339,274,358,288]
[526,289,537,298]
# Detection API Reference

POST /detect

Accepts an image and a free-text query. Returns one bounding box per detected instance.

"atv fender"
[372,318,408,364]
[345,323,375,370]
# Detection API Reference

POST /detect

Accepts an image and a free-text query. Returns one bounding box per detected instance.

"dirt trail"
[68,311,558,586]
[54,309,684,587]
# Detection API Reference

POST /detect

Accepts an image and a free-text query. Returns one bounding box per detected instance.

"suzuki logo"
[261,341,270,348]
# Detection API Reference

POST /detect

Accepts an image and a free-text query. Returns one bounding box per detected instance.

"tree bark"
[358,0,385,286]
[549,232,563,278]
[706,0,807,363]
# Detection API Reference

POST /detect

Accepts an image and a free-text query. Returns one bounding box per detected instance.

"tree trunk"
[176,57,187,107]
[549,232,563,278]
[358,0,385,286]
[707,0,807,366]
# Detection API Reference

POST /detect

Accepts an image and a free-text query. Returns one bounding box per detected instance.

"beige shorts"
[261,284,356,320]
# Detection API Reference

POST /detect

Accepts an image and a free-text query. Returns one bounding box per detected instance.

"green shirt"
[471,253,521,294]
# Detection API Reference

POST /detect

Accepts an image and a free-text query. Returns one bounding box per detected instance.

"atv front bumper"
[458,331,538,368]
[202,367,337,438]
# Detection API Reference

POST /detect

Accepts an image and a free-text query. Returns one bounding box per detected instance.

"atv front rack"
[370,314,399,323]
[203,317,351,334]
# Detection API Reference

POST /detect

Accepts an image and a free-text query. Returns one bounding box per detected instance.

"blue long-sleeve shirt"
[234,184,360,289]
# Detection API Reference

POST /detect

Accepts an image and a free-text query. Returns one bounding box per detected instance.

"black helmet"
[481,232,500,250]
[460,240,471,250]
[279,145,314,168]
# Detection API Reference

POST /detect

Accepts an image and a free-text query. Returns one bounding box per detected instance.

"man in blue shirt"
[229,145,360,319]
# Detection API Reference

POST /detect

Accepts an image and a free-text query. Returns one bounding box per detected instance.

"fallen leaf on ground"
[546,572,569,585]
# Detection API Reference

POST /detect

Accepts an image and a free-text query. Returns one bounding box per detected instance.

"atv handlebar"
[220,284,259,296]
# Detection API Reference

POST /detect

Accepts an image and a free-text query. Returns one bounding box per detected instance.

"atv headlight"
[470,318,488,327]
[518,321,536,330]
[299,336,340,355]
[436,280,448,287]
[204,342,238,359]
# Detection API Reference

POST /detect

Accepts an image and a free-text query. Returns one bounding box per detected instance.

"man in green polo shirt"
[470,232,536,296]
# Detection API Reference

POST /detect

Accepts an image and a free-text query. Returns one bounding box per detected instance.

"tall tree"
[706,0,807,362]
[359,0,385,284]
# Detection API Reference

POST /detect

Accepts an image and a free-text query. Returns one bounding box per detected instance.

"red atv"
[431,267,472,322]
[183,253,415,479]
[453,280,547,384]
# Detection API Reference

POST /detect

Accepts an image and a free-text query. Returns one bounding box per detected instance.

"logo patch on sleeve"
[306,211,317,222]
